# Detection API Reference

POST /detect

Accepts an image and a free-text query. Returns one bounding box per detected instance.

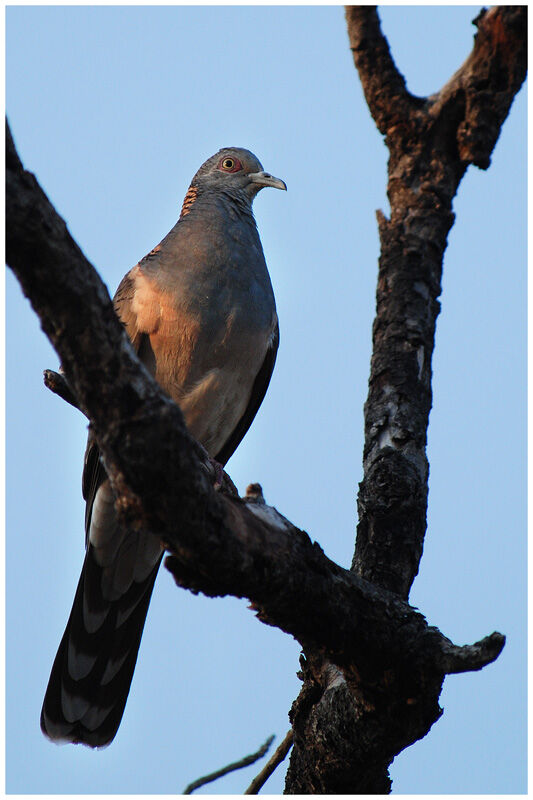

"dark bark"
[285,5,526,793]
[347,4,527,600]
[5,6,524,794]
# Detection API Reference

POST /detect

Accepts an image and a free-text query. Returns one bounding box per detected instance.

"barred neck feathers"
[178,182,255,224]
[179,184,199,220]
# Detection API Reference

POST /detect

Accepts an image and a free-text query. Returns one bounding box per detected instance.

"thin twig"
[183,734,275,794]
[244,729,294,794]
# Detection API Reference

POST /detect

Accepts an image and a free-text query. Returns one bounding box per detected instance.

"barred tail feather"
[41,546,162,747]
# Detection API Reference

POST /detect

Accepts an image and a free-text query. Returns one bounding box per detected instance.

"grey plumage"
[40,148,285,747]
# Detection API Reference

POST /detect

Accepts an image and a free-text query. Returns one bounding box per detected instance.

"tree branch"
[432,6,528,170]
[345,6,424,136]
[245,729,294,794]
[43,369,80,411]
[344,5,527,599]
[440,632,506,675]
[183,734,275,794]
[283,7,524,792]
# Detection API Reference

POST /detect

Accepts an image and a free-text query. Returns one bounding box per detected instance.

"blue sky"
[6,5,526,794]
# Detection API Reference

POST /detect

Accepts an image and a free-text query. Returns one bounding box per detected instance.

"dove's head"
[192,148,286,200]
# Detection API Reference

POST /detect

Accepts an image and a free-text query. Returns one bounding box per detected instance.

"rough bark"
[5,6,524,794]
[285,5,526,793]
[348,4,526,600]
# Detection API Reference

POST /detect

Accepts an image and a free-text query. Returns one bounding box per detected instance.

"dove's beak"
[248,171,287,191]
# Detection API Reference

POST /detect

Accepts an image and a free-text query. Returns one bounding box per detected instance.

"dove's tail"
[40,516,163,747]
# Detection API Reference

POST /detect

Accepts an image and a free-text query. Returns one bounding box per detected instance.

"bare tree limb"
[432,6,528,170]
[283,7,525,793]
[440,632,507,675]
[244,729,294,794]
[43,369,80,411]
[343,4,528,599]
[344,6,424,135]
[183,734,275,794]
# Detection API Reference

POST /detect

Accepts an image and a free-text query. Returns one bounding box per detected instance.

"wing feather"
[215,321,279,466]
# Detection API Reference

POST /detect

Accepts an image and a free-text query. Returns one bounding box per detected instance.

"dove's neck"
[179,183,256,226]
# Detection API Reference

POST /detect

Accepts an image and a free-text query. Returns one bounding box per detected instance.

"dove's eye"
[219,157,242,173]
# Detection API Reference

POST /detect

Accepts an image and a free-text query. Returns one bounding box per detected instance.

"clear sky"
[6,5,526,795]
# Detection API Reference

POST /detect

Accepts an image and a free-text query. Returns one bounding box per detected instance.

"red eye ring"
[218,156,242,173]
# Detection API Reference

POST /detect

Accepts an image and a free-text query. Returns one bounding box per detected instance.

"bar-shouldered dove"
[41,147,286,747]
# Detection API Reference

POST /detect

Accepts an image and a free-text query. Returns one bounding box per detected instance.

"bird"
[40,147,286,747]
